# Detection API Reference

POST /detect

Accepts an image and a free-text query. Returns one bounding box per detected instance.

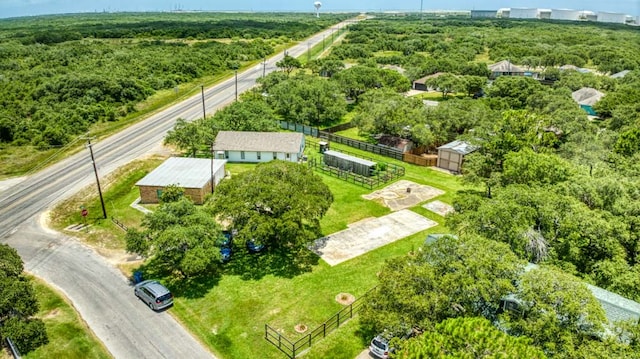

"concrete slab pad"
[423,200,454,216]
[362,180,444,211]
[310,209,438,266]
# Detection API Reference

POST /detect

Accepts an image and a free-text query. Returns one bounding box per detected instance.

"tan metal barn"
[436,140,477,173]
[136,157,227,205]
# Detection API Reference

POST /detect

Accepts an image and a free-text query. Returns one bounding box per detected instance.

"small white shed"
[437,140,477,173]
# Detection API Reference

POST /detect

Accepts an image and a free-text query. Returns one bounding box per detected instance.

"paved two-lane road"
[0,19,358,358]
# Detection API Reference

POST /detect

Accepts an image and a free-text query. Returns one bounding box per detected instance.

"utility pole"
[85,136,107,219]
[200,85,206,119]
[262,57,267,78]
[420,0,424,20]
[235,69,238,102]
[323,34,325,51]
[307,42,310,62]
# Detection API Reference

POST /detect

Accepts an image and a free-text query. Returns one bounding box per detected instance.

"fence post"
[308,333,312,348]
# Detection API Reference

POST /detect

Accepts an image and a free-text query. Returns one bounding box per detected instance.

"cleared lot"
[310,209,438,266]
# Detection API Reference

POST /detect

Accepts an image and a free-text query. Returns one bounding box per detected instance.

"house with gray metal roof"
[489,60,525,79]
[572,87,605,115]
[437,140,478,173]
[135,157,227,205]
[211,131,305,163]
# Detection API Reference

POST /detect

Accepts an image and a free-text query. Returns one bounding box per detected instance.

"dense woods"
[0,13,349,156]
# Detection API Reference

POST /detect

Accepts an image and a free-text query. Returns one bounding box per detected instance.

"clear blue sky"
[1,0,638,19]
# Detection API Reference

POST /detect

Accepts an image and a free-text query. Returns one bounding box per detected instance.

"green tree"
[0,244,48,353]
[208,160,332,255]
[307,57,345,78]
[395,317,546,359]
[125,196,224,277]
[276,54,302,76]
[164,118,212,157]
[501,149,573,187]
[460,75,487,97]
[360,235,524,338]
[352,89,428,143]
[267,74,347,126]
[500,266,607,357]
[614,128,640,157]
[486,76,544,109]
[332,66,410,101]
[205,96,279,133]
[426,73,461,98]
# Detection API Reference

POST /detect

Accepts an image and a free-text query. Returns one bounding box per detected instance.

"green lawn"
[164,148,463,359]
[23,277,111,359]
[51,141,465,359]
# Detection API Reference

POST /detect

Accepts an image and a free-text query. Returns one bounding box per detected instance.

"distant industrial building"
[509,8,539,19]
[597,12,627,24]
[470,10,497,18]
[538,9,551,20]
[497,8,510,18]
[550,9,581,21]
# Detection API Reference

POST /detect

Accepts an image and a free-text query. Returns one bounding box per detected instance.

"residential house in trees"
[136,157,227,205]
[488,60,525,79]
[211,131,305,163]
[412,72,445,91]
[571,87,604,116]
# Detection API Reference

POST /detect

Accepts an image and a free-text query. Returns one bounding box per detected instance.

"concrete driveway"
[310,209,437,266]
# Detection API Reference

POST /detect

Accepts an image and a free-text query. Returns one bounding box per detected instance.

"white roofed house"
[211,131,305,163]
[135,157,227,205]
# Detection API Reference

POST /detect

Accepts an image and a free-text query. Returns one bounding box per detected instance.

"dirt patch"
[43,308,60,319]
[294,324,308,333]
[363,180,444,211]
[423,200,454,216]
[335,293,355,305]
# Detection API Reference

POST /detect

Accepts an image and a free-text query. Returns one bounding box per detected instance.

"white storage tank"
[550,9,580,21]
[509,8,539,19]
[597,12,628,24]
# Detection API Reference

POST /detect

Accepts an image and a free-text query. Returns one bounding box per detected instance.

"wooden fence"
[322,122,356,133]
[403,153,438,167]
[265,290,372,358]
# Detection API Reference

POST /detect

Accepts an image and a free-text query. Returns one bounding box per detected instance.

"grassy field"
[49,135,464,358]
[22,277,112,359]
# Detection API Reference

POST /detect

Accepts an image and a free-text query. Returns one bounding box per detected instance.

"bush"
[1,317,49,354]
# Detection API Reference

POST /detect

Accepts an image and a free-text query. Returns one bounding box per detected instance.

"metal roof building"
[211,131,305,163]
[136,157,227,204]
[437,140,478,173]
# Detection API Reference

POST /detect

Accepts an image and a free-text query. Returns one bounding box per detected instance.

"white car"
[369,335,393,359]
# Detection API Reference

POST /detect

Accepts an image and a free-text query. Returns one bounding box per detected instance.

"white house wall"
[225,151,299,163]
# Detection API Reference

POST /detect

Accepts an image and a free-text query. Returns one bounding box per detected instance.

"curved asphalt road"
[0,19,359,359]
